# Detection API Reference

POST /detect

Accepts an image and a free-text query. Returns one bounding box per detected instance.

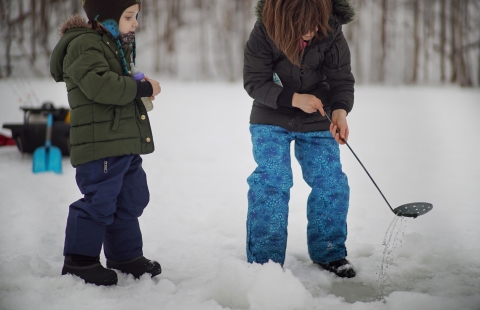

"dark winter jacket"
[50,16,154,167]
[244,0,355,132]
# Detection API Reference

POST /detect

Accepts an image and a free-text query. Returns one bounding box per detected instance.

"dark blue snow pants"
[64,154,149,262]
[247,124,349,265]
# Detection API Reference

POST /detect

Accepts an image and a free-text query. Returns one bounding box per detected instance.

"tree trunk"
[439,0,447,83]
[458,0,472,86]
[30,0,36,63]
[199,0,211,79]
[379,0,388,82]
[411,0,420,83]
[449,0,458,83]
[423,0,435,82]
[154,0,161,72]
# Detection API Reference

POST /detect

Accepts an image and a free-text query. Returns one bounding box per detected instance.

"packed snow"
[0,79,479,310]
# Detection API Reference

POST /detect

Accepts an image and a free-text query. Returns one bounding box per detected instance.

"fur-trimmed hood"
[254,0,355,25]
[58,15,91,38]
[51,16,99,82]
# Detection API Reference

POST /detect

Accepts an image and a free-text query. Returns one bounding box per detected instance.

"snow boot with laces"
[61,254,118,286]
[106,256,161,279]
[316,258,356,278]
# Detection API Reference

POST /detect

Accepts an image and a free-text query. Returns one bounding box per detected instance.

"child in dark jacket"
[243,0,356,278]
[50,0,161,286]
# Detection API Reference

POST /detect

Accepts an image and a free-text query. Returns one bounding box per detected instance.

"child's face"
[302,31,315,41]
[302,27,318,41]
[119,4,140,34]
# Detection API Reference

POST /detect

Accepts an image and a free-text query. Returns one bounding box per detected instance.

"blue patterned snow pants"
[247,124,350,265]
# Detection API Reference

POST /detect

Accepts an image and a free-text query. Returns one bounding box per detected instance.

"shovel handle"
[46,113,53,147]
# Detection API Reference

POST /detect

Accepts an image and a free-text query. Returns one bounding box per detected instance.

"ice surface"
[1,80,479,309]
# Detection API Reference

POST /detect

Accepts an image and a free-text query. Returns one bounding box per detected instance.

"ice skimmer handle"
[324,113,432,218]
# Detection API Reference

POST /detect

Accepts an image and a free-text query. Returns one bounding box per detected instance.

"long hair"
[262,0,332,66]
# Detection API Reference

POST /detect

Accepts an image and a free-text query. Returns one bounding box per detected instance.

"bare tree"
[0,0,479,87]
[439,0,447,82]
[449,0,459,83]
[422,0,435,82]
[411,0,420,84]
[379,0,388,82]
[458,0,472,86]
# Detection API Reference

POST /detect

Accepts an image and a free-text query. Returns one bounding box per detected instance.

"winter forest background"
[1,0,479,87]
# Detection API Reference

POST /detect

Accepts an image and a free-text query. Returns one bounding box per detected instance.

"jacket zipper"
[104,161,108,173]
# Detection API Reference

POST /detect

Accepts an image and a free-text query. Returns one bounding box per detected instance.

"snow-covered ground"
[0,79,479,310]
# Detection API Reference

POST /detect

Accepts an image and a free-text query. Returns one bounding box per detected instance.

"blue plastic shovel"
[32,113,62,174]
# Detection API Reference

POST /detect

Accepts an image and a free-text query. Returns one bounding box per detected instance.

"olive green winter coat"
[50,16,154,167]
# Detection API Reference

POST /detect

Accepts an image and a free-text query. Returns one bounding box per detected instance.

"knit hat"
[83,0,141,75]
[83,0,141,39]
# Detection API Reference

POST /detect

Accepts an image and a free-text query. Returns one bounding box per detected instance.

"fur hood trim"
[58,15,91,38]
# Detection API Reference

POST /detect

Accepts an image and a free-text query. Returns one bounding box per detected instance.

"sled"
[2,102,71,156]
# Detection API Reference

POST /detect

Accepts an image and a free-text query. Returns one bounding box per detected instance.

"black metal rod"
[325,114,395,214]
[343,141,395,213]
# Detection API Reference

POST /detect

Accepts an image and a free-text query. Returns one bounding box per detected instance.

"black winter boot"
[316,258,356,278]
[62,254,118,286]
[106,256,161,279]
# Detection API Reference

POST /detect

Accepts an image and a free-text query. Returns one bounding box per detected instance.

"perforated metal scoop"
[325,113,433,218]
[393,202,433,218]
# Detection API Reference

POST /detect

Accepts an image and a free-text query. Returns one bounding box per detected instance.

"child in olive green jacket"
[50,0,161,286]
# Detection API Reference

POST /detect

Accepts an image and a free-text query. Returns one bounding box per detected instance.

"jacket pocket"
[303,105,332,124]
[111,106,121,132]
[304,111,327,124]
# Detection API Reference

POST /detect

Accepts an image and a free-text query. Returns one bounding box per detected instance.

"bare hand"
[292,93,325,115]
[329,109,349,144]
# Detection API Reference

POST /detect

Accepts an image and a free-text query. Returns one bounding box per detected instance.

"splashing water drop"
[376,215,408,300]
